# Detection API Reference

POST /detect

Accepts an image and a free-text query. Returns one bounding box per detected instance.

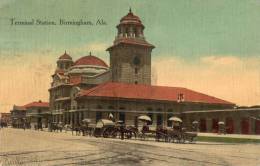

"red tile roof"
[13,105,27,111]
[78,82,234,105]
[24,101,49,108]
[74,55,108,68]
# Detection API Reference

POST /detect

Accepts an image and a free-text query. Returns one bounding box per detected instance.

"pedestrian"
[120,123,124,140]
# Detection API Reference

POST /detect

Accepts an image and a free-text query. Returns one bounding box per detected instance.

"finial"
[129,7,132,13]
[65,50,67,54]
[89,51,92,56]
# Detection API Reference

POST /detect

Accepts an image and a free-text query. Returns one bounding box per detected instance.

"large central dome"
[68,53,109,76]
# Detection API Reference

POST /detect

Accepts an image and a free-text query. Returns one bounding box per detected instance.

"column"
[250,118,255,134]
[79,112,82,124]
[234,117,241,134]
[206,118,212,133]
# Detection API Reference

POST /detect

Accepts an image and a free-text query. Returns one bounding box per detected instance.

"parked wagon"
[93,119,115,137]
[167,128,197,143]
[103,121,137,139]
[167,116,197,143]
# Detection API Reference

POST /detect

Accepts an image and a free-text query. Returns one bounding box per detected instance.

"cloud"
[0,51,55,112]
[201,55,243,66]
[152,55,260,106]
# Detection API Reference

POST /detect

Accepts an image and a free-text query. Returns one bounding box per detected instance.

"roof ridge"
[80,81,110,96]
[181,87,234,105]
[78,82,234,105]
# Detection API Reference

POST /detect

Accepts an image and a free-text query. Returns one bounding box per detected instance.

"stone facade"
[10,105,26,128]
[107,9,154,85]
[0,113,11,126]
[109,42,153,85]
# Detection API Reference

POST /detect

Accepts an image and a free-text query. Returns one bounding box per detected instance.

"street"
[0,128,259,166]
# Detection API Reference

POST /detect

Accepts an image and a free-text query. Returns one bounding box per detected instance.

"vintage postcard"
[0,0,260,165]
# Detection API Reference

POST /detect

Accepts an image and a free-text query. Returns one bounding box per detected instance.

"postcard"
[0,0,259,165]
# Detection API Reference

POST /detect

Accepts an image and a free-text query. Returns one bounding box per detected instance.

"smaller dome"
[74,53,108,68]
[59,51,72,60]
[120,9,143,25]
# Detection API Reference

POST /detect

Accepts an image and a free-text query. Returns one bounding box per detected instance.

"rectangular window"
[157,114,162,126]
[96,112,102,123]
[147,113,153,125]
[167,114,173,127]
[135,68,138,74]
[119,112,125,123]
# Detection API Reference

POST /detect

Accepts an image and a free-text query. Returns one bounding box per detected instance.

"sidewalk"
[198,132,260,140]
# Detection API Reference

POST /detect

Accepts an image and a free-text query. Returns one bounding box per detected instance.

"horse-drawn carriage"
[93,119,115,137]
[137,115,197,143]
[93,119,137,139]
[47,115,197,143]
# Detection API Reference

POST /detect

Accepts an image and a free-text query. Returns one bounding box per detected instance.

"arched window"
[147,107,153,111]
[133,56,140,66]
[97,105,102,109]
[108,106,114,110]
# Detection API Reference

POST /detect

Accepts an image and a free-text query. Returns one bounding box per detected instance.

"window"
[135,68,138,74]
[108,106,114,110]
[119,112,125,123]
[96,112,102,122]
[157,114,163,126]
[135,81,138,84]
[133,56,140,65]
[167,114,173,127]
[97,105,102,109]
[147,113,153,125]
[177,93,185,102]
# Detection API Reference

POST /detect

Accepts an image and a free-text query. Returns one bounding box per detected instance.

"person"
[23,123,26,131]
[120,123,124,140]
[142,122,149,133]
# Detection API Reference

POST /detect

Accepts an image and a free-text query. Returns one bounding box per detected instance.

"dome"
[119,9,143,26]
[73,54,108,68]
[59,51,72,60]
[68,53,109,76]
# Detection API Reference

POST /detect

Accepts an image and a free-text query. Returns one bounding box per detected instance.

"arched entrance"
[225,117,234,134]
[255,120,260,135]
[212,118,219,133]
[199,118,207,132]
[241,118,249,134]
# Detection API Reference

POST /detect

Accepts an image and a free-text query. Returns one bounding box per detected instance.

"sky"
[0,0,260,112]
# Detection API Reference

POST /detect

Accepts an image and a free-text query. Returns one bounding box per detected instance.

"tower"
[107,9,155,85]
[56,51,73,73]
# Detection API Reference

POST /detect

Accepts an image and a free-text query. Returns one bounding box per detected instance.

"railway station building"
[49,9,260,134]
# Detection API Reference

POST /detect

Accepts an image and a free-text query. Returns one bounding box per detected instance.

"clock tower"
[107,9,155,85]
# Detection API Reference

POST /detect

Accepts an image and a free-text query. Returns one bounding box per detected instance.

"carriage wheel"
[132,132,137,139]
[125,131,132,139]
[140,133,146,140]
[111,129,120,139]
[103,128,111,138]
